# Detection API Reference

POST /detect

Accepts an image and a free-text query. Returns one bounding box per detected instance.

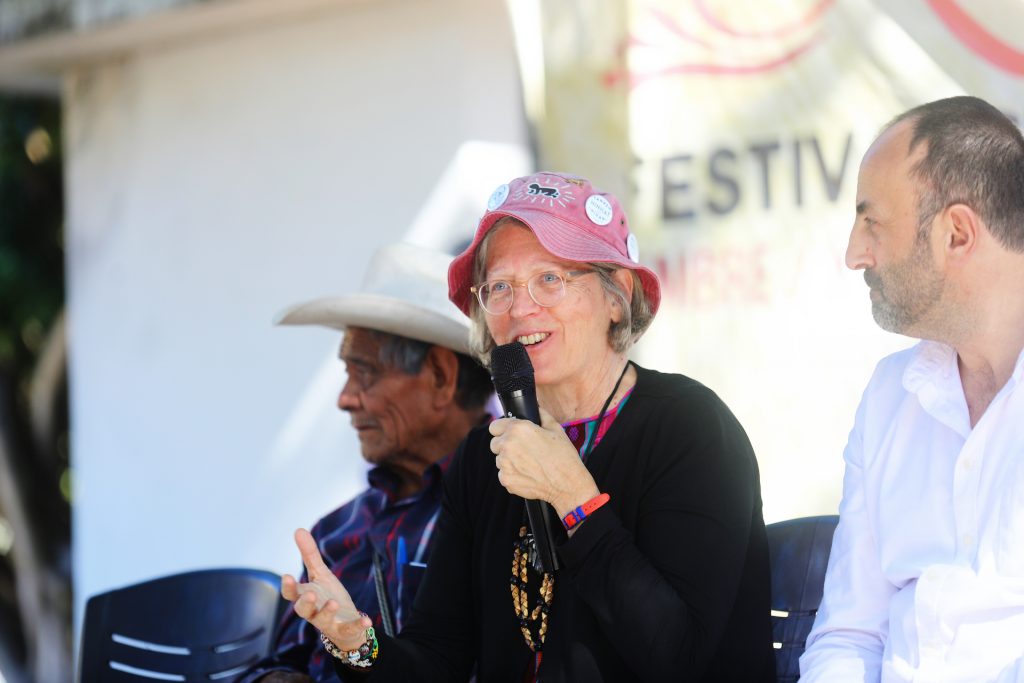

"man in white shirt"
[799,96,1024,682]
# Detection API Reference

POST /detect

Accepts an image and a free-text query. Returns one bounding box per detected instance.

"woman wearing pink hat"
[284,172,775,682]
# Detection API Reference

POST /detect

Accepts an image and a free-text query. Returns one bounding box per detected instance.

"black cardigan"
[338,365,775,682]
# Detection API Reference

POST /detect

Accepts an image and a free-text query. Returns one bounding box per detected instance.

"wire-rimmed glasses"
[470,269,593,315]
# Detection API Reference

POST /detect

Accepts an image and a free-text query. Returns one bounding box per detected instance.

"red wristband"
[561,493,611,531]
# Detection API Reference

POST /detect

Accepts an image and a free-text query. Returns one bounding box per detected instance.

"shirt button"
[961,459,974,470]
[963,534,974,547]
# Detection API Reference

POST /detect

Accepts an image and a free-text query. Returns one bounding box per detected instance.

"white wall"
[65,0,527,625]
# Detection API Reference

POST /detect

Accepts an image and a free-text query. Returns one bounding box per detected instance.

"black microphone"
[490,341,560,573]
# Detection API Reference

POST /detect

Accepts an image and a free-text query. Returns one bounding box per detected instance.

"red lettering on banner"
[654,244,770,308]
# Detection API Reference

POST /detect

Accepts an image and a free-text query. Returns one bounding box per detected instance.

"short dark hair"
[888,96,1024,251]
[368,330,491,409]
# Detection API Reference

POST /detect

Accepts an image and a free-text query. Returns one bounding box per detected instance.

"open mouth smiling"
[517,332,549,346]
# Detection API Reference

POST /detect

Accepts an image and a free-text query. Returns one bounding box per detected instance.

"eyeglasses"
[470,269,593,315]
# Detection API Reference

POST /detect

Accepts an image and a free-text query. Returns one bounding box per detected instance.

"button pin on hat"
[585,195,613,226]
[487,184,510,211]
[447,172,662,316]
[626,233,640,263]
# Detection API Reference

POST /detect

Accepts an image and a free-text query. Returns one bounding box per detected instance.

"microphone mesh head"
[490,341,535,394]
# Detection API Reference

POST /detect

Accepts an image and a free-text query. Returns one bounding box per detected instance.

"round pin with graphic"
[487,184,510,211]
[585,194,613,226]
[626,233,640,263]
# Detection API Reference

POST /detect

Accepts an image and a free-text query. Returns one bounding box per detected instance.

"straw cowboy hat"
[275,242,472,355]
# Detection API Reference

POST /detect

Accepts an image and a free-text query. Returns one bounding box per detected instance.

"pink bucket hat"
[448,171,661,316]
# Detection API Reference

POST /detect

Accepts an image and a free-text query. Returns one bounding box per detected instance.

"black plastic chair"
[767,515,839,683]
[79,568,287,682]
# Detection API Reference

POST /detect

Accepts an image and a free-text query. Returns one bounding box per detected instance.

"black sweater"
[338,365,775,682]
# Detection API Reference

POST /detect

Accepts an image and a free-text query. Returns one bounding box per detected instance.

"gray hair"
[467,218,654,366]
[362,329,492,409]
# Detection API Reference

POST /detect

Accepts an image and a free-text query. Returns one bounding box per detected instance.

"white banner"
[528,0,1024,520]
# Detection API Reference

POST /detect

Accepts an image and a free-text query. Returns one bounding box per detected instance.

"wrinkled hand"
[488,406,599,517]
[281,529,372,651]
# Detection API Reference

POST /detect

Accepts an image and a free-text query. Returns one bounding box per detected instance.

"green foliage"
[0,95,64,381]
[0,94,67,681]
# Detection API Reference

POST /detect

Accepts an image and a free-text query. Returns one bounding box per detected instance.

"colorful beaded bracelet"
[561,492,610,531]
[320,618,378,668]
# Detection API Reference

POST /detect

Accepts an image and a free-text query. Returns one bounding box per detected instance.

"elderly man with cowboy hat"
[240,243,492,683]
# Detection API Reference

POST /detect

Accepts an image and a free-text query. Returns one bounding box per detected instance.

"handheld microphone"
[490,341,560,573]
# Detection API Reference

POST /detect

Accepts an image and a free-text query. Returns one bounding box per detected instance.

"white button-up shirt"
[800,341,1024,683]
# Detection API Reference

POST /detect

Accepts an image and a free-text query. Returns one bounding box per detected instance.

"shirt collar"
[363,412,492,502]
[904,340,1024,392]
[902,340,958,394]
[1012,345,1024,385]
[366,452,454,503]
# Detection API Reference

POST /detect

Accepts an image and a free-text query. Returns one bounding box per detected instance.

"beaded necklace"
[509,362,633,655]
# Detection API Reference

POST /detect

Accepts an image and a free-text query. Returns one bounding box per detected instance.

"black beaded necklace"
[509,360,631,653]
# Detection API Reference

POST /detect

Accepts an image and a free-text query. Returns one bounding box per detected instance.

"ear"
[942,204,981,259]
[423,346,459,407]
[609,269,635,324]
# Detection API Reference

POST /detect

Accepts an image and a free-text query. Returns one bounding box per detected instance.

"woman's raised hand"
[281,528,372,650]
[488,406,599,518]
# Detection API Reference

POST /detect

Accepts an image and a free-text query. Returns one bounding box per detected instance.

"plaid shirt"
[240,455,452,682]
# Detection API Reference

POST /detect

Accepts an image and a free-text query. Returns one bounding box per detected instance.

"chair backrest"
[79,568,287,683]
[767,514,839,683]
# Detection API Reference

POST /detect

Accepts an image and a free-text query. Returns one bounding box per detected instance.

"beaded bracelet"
[561,492,610,531]
[320,616,378,668]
